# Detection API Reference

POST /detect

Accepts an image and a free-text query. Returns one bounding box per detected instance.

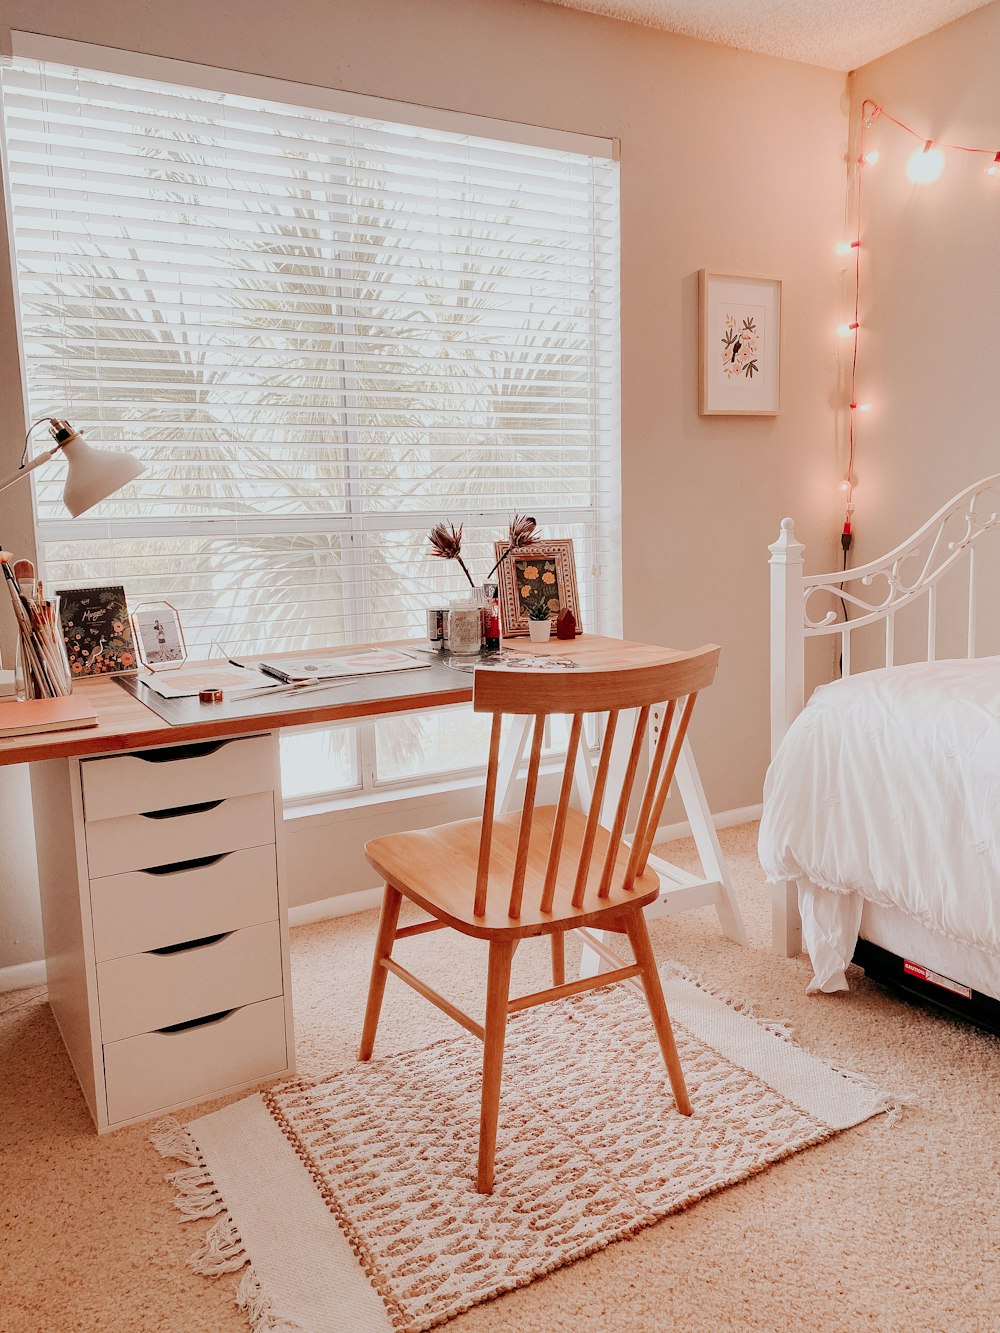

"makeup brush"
[13,558,34,602]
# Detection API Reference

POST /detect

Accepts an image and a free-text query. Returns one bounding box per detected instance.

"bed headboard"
[769,473,1000,757]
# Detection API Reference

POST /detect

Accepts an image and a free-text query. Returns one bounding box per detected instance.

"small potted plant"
[527,604,552,643]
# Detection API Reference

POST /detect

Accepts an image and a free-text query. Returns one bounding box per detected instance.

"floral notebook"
[58,585,138,677]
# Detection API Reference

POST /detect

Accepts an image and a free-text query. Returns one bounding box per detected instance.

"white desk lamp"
[0,418,145,687]
[0,417,145,517]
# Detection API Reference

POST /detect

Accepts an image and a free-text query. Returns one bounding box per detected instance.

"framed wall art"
[131,601,188,671]
[699,270,782,416]
[494,538,581,637]
[58,585,138,677]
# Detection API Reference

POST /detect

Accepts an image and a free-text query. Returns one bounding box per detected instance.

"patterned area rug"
[154,967,905,1333]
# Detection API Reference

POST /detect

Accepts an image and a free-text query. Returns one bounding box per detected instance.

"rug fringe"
[190,1213,249,1275]
[152,1118,305,1332]
[661,962,915,1122]
[237,1265,306,1332]
[150,1116,200,1166]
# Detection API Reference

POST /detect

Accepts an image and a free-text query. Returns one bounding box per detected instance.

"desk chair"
[360,645,720,1193]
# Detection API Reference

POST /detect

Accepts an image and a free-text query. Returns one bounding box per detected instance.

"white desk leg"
[673,739,748,947]
[772,880,802,957]
[578,709,637,978]
[496,716,532,815]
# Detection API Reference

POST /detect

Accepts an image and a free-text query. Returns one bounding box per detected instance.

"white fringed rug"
[154,967,905,1333]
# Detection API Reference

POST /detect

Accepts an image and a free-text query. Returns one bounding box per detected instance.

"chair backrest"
[471,645,720,918]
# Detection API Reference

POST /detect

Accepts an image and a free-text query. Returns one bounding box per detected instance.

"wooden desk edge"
[0,636,698,766]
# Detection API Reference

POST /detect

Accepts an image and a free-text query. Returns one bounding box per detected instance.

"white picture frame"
[131,601,188,671]
[699,270,782,416]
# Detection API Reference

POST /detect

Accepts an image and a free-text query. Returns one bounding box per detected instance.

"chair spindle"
[623,699,675,890]
[572,709,619,908]
[507,713,546,918]
[474,713,505,916]
[632,692,698,878]
[598,704,650,898]
[540,712,584,914]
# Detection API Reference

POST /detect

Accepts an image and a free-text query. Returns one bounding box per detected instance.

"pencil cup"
[15,599,73,700]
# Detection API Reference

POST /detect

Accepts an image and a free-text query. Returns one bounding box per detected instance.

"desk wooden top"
[0,636,697,766]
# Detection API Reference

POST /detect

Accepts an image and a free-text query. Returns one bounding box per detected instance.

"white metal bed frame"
[768,472,1000,957]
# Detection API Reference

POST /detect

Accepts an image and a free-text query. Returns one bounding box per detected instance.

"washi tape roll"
[199,688,224,704]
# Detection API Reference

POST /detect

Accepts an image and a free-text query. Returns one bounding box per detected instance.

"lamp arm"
[0,444,66,495]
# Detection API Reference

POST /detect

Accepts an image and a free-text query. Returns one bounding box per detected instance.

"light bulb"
[861,149,879,166]
[837,322,860,338]
[906,141,944,184]
[836,240,860,257]
[987,152,1000,177]
[857,402,872,413]
[839,479,852,494]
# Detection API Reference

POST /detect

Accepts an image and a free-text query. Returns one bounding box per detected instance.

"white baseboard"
[653,802,762,847]
[0,959,46,995]
[288,886,383,927]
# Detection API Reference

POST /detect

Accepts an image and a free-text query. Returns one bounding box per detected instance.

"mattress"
[860,899,1000,1001]
[759,657,1000,991]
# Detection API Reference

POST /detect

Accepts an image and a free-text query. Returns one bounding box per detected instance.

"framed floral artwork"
[699,270,781,415]
[58,585,138,677]
[494,538,581,637]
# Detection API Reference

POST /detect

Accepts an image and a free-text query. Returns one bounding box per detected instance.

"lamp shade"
[60,429,145,518]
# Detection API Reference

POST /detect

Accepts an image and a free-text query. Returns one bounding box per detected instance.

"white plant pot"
[527,619,551,643]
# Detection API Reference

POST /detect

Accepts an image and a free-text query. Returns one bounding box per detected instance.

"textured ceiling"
[537,0,995,70]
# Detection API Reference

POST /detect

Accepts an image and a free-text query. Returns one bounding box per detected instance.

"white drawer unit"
[85,789,276,879]
[97,921,284,1043]
[80,734,275,821]
[104,997,288,1127]
[30,732,295,1132]
[91,845,279,962]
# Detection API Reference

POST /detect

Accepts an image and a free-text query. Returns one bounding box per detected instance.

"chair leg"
[623,908,693,1117]
[550,932,565,986]
[478,939,514,1194]
[358,884,403,1062]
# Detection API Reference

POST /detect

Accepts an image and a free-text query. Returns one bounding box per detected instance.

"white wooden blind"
[1,54,620,653]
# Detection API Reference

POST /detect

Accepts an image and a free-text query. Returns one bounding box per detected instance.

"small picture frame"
[699,270,781,416]
[494,538,581,637]
[58,585,138,677]
[131,601,188,671]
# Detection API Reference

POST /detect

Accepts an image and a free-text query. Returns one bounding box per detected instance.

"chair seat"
[366,805,660,939]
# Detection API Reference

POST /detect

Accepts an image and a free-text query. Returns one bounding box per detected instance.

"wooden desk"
[4,636,744,1131]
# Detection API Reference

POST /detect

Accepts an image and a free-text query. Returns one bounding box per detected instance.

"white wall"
[0,0,848,964]
[845,1,1000,662]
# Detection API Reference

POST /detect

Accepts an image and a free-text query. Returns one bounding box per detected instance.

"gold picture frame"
[699,269,782,416]
[494,539,581,637]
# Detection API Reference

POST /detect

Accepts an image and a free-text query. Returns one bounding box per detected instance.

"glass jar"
[448,599,482,656]
[15,620,73,700]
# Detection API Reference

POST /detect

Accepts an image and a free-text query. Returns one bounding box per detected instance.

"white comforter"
[758,658,1000,989]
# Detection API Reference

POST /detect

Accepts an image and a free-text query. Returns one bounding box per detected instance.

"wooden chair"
[360,645,720,1193]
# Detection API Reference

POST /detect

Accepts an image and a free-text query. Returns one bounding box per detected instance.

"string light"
[838,99,1000,555]
[906,140,945,184]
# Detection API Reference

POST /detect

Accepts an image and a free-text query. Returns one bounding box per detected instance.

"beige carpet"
[155,967,900,1332]
[2,823,998,1332]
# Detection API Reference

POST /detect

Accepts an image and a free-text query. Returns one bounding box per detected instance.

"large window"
[1,44,620,794]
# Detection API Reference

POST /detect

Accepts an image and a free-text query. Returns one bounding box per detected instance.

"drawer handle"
[157,1008,236,1034]
[140,799,224,821]
[134,740,239,763]
[142,852,231,877]
[149,931,232,956]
